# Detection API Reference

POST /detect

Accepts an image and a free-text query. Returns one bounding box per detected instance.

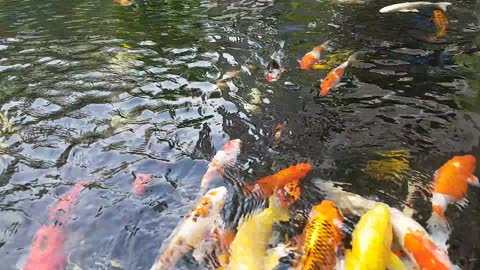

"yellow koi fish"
[345,204,406,270]
[226,193,291,270]
[150,187,228,270]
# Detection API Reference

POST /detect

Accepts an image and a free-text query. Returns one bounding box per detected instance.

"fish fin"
[467,175,480,187]
[437,2,452,11]
[387,251,407,270]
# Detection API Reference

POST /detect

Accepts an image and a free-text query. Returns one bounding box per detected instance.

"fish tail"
[388,251,407,270]
[436,2,452,11]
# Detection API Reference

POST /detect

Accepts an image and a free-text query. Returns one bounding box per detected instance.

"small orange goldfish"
[201,139,242,189]
[295,200,344,270]
[300,41,331,70]
[113,0,132,6]
[246,163,312,200]
[273,124,286,145]
[131,173,152,195]
[431,155,478,220]
[432,10,448,39]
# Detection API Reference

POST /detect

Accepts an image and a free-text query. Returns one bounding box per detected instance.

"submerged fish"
[201,139,242,189]
[24,182,87,270]
[389,207,454,270]
[345,204,406,270]
[300,41,332,70]
[131,173,152,195]
[150,187,228,270]
[113,0,132,6]
[265,41,286,82]
[295,200,344,270]
[430,155,478,221]
[431,10,449,40]
[379,2,451,13]
[320,52,359,96]
[364,149,411,181]
[226,193,291,270]
[245,163,312,200]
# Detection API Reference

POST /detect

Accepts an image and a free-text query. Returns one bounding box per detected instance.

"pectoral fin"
[467,175,480,187]
[387,251,407,270]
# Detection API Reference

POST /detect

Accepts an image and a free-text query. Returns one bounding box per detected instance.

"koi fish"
[273,124,286,145]
[389,207,453,270]
[379,2,451,13]
[150,186,228,270]
[226,192,291,270]
[430,155,478,221]
[320,52,361,96]
[201,139,242,189]
[113,0,132,6]
[295,200,344,270]
[432,10,448,39]
[24,182,87,270]
[245,163,312,200]
[131,173,152,195]
[265,41,285,82]
[300,41,332,70]
[345,204,406,270]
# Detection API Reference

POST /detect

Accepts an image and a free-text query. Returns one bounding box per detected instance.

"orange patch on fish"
[432,10,448,38]
[113,0,132,6]
[320,61,347,96]
[403,230,450,270]
[132,174,152,195]
[300,45,328,70]
[24,225,68,270]
[433,155,476,200]
[48,182,87,224]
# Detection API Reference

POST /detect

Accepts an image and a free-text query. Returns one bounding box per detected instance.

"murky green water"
[1,0,480,269]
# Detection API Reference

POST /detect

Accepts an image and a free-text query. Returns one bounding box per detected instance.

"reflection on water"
[0,0,480,269]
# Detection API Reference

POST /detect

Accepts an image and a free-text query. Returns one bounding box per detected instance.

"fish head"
[294,163,313,179]
[265,69,282,82]
[451,155,476,173]
[223,139,241,153]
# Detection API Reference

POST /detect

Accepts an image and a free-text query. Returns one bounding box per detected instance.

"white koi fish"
[201,139,242,190]
[379,2,451,13]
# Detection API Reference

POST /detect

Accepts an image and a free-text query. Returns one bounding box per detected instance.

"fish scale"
[302,219,337,270]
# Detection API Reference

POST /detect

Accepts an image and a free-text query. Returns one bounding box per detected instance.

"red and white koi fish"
[430,155,478,221]
[320,52,361,96]
[265,41,285,82]
[132,173,152,195]
[300,41,332,70]
[389,207,455,270]
[24,182,87,270]
[150,186,228,270]
[201,139,242,189]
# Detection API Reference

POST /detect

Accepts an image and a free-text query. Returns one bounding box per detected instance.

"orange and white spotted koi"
[149,186,228,270]
[300,41,332,70]
[201,139,242,189]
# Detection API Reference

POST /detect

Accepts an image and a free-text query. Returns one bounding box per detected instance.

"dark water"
[1,0,480,269]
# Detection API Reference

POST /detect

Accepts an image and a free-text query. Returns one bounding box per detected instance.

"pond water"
[1,0,480,269]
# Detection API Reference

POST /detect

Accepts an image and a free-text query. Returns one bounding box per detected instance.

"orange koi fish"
[300,41,332,70]
[131,173,152,195]
[150,187,228,270]
[201,139,242,189]
[389,207,453,270]
[246,163,312,200]
[295,200,344,270]
[320,52,362,96]
[431,155,478,221]
[24,182,87,270]
[432,10,448,39]
[273,124,286,145]
[113,0,132,6]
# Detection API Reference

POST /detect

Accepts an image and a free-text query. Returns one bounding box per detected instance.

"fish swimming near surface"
[131,173,152,195]
[320,52,360,96]
[431,9,449,40]
[150,186,228,270]
[345,204,406,270]
[113,0,132,6]
[389,207,454,270]
[24,182,88,270]
[379,2,452,13]
[226,192,292,270]
[245,163,312,200]
[300,41,332,70]
[265,41,286,82]
[430,155,478,221]
[201,139,242,190]
[295,200,344,270]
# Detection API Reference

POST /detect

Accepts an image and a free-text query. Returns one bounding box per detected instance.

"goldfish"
[379,2,451,13]
[295,200,344,270]
[432,10,448,39]
[273,124,286,145]
[265,41,285,82]
[150,186,228,270]
[24,182,87,270]
[201,139,242,189]
[131,173,152,195]
[246,163,312,200]
[226,192,291,270]
[389,207,454,270]
[113,0,132,7]
[430,155,478,221]
[300,41,331,70]
[345,204,406,270]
